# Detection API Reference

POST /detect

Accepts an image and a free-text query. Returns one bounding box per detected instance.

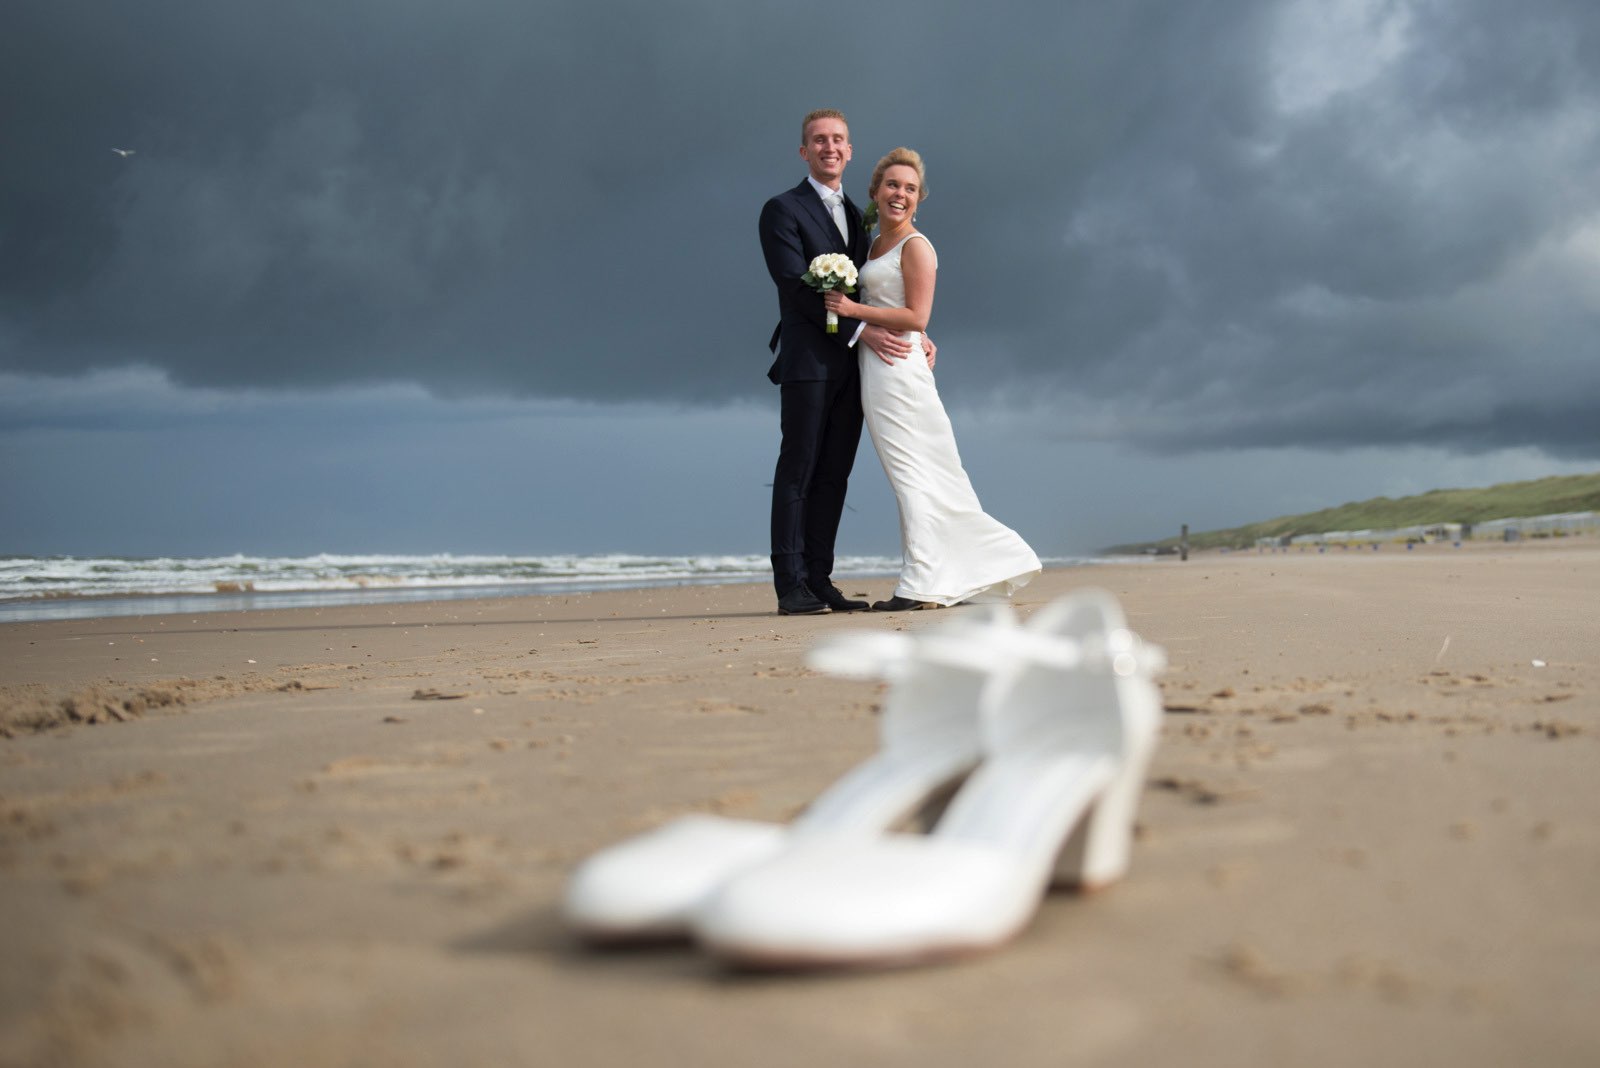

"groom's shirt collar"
[806,175,843,201]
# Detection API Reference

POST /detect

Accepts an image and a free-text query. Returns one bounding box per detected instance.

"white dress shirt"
[804,176,865,348]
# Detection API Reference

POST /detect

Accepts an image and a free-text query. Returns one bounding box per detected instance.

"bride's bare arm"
[822,238,936,334]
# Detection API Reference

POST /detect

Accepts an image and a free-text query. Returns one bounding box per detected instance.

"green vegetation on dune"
[1108,472,1600,554]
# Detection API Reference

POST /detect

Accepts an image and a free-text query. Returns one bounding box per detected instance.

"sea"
[0,552,1120,624]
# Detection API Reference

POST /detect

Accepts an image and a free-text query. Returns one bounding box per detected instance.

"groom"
[760,108,920,615]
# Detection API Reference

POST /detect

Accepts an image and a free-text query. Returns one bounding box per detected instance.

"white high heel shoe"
[561,607,1019,942]
[692,589,1165,968]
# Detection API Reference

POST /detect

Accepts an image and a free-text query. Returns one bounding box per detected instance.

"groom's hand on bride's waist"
[862,324,912,364]
[860,326,937,370]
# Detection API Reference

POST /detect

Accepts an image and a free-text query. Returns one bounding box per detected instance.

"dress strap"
[900,231,936,268]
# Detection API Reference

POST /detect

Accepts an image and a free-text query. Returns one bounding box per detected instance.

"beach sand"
[1,541,1596,1066]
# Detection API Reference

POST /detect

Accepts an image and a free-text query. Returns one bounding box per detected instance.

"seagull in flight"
[111,148,135,157]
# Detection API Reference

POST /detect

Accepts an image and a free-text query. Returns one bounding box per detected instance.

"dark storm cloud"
[3,0,1598,456]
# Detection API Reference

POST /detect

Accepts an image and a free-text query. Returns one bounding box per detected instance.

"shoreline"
[0,555,1131,625]
[0,571,850,626]
[1,547,1596,1065]
[6,533,1582,623]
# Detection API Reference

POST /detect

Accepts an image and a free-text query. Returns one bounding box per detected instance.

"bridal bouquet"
[802,253,858,333]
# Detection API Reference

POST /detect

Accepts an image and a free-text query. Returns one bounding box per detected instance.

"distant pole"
[1179,524,1189,562]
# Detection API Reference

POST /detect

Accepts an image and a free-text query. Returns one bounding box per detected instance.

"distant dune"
[1108,471,1600,553]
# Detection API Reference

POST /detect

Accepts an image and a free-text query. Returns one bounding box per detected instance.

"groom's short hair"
[800,108,849,144]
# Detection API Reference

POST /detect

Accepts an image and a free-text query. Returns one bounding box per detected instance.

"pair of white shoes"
[562,588,1166,969]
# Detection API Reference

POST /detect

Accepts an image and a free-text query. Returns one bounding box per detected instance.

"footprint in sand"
[308,753,491,811]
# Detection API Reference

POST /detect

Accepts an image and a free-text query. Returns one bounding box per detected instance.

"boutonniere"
[861,201,878,236]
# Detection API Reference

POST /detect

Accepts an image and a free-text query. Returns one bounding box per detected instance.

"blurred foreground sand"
[1,541,1597,1066]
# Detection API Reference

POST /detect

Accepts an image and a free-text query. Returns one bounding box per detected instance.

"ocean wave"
[0,552,910,600]
[0,552,1118,623]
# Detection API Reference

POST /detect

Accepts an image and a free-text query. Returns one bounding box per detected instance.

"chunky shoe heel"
[1049,738,1157,891]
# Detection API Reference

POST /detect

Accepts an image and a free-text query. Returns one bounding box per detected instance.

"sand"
[1,540,1596,1066]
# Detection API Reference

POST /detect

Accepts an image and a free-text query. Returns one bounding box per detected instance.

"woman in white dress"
[824,148,1041,611]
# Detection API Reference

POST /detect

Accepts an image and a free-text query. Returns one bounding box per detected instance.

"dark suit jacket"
[760,178,872,384]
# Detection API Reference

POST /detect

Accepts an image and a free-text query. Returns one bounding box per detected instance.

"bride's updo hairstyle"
[868,147,929,202]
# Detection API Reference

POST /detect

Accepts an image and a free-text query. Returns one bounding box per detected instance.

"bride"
[824,148,1041,611]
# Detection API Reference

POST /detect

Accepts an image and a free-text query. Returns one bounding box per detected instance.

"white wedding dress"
[859,232,1041,605]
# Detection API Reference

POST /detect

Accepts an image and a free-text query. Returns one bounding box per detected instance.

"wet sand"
[1,541,1597,1066]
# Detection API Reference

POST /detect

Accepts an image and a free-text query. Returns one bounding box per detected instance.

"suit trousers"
[770,374,864,595]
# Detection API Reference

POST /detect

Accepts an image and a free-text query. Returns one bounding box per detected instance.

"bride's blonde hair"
[868,147,929,201]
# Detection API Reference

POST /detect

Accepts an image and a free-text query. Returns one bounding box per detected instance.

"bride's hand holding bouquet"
[802,253,858,333]
[821,286,863,323]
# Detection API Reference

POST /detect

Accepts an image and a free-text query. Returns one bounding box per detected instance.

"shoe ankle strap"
[805,620,1020,679]
[806,631,918,679]
[806,619,1164,682]
[999,627,1165,677]
[915,607,1164,677]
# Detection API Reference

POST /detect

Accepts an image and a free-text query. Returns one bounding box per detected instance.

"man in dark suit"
[760,108,921,615]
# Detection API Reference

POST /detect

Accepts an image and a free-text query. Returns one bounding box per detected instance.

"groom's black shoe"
[777,582,831,616]
[813,582,870,612]
[871,596,928,612]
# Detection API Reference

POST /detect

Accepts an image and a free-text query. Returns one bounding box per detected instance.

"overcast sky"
[3,0,1597,559]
